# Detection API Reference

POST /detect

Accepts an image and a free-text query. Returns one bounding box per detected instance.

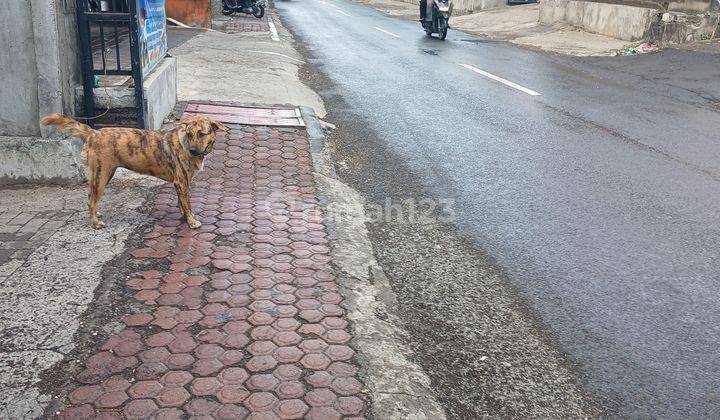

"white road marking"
[315,0,352,16]
[373,26,400,38]
[245,50,304,63]
[268,18,280,41]
[459,63,542,96]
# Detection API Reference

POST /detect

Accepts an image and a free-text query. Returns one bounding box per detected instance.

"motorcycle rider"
[418,0,450,39]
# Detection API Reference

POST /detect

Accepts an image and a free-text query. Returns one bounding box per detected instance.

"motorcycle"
[222,0,267,18]
[420,0,452,40]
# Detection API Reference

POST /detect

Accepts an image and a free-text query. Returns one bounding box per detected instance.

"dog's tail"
[41,113,95,141]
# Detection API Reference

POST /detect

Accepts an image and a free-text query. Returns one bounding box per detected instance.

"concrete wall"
[0,0,83,185]
[0,0,80,137]
[539,0,660,40]
[454,0,507,14]
[144,57,178,130]
[57,0,82,119]
[399,0,507,15]
[30,0,82,138]
[422,0,713,16]
[580,0,712,12]
[0,137,86,185]
[667,0,712,11]
[0,2,40,137]
[648,10,719,42]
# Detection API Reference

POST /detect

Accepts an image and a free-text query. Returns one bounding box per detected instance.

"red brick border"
[224,15,270,33]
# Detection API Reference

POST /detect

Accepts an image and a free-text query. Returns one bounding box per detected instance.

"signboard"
[136,0,167,76]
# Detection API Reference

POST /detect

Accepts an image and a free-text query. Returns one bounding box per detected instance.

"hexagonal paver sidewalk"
[58,123,367,419]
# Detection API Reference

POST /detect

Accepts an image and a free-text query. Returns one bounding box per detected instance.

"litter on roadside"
[612,41,655,56]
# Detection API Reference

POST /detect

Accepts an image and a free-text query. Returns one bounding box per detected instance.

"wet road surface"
[276,1,720,417]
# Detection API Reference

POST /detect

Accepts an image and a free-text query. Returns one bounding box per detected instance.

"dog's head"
[179,115,227,160]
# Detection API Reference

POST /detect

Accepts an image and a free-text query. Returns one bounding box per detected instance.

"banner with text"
[137,0,167,76]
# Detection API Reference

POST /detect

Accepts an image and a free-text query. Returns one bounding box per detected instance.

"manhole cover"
[183,103,305,127]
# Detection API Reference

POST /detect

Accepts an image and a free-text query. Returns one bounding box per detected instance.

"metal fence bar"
[83,12,132,22]
[127,0,146,128]
[98,22,107,71]
[76,0,96,124]
[114,24,121,71]
[92,69,133,76]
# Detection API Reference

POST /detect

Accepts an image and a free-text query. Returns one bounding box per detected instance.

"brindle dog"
[42,114,227,229]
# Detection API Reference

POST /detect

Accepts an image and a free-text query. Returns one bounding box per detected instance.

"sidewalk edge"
[300,106,448,420]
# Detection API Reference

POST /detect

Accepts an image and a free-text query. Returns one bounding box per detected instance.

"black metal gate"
[76,0,145,128]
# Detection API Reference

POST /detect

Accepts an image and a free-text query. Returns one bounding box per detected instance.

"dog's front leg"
[174,181,201,228]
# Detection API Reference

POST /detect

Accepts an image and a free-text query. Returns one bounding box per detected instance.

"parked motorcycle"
[222,0,266,18]
[420,0,452,40]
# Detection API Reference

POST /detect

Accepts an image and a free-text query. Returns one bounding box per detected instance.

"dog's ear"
[211,120,228,132]
[178,121,190,133]
[178,117,194,132]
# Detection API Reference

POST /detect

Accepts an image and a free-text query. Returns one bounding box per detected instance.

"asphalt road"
[276,1,720,418]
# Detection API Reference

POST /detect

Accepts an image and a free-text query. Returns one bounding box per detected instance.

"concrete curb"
[300,106,337,179]
[0,136,86,185]
[300,107,448,420]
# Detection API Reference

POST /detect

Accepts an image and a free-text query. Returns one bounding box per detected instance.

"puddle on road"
[460,38,501,44]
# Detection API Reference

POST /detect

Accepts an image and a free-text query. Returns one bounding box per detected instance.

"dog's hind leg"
[95,167,115,220]
[174,182,201,229]
[87,159,116,229]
